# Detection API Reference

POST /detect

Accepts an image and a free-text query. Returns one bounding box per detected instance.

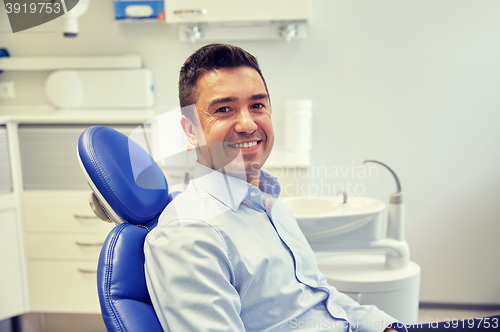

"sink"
[283,196,385,218]
[282,196,386,248]
[281,160,412,269]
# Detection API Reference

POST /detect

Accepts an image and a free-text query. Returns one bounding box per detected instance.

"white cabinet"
[23,192,113,313]
[0,200,27,321]
[5,115,311,319]
[0,124,28,321]
[164,0,311,42]
[165,0,311,24]
[17,124,138,313]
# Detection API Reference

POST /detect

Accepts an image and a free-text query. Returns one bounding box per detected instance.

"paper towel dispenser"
[114,0,165,20]
[164,0,311,42]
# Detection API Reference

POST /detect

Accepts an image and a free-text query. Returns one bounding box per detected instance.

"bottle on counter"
[285,99,313,152]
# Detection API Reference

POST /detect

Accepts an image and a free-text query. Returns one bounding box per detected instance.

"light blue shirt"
[144,163,399,332]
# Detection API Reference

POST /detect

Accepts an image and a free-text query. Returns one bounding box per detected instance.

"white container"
[316,252,421,325]
[45,69,155,109]
[285,99,313,151]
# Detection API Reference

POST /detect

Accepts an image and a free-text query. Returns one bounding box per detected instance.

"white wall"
[1,0,499,305]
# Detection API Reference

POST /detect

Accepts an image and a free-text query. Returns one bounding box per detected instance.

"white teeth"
[230,141,258,148]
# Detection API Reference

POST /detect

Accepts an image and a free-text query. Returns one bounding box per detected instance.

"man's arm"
[323,283,406,332]
[144,220,246,332]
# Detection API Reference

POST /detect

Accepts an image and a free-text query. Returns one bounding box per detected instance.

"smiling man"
[180,64,274,186]
[144,44,403,332]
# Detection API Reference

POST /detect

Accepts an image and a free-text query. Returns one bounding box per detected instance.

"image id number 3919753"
[443,317,498,329]
[5,2,61,14]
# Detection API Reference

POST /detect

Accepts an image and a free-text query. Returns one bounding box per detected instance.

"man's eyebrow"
[208,93,269,108]
[250,93,269,101]
[208,97,238,108]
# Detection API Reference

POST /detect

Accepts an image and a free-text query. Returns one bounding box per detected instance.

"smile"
[228,141,259,148]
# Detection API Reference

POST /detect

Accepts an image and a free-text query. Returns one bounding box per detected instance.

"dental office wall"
[1,0,499,306]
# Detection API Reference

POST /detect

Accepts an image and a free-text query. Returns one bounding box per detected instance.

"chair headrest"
[78,126,169,225]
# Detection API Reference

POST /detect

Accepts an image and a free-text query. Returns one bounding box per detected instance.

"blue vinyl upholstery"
[78,126,169,224]
[77,126,177,332]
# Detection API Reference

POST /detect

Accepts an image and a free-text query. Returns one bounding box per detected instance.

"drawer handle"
[173,8,207,16]
[78,268,97,274]
[74,214,99,220]
[75,241,104,247]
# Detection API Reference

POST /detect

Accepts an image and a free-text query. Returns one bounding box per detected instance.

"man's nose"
[234,109,258,134]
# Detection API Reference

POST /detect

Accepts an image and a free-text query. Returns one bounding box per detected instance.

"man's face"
[183,66,274,183]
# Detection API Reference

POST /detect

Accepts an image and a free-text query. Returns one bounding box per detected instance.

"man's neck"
[247,172,260,188]
[196,157,262,188]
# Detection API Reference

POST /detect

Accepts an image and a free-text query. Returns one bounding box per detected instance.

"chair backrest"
[78,126,176,332]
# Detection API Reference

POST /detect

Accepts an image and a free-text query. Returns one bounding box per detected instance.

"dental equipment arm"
[364,160,408,269]
[63,0,90,37]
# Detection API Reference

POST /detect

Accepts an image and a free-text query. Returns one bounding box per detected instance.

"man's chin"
[245,160,263,174]
[216,161,261,182]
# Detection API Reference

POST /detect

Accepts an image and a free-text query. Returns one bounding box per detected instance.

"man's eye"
[252,103,264,109]
[215,107,230,113]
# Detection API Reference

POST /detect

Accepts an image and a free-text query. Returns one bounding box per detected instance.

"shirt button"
[250,191,257,197]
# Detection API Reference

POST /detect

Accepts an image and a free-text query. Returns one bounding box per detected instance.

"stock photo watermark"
[3,0,79,33]
[125,109,386,226]
[289,317,499,330]
[127,108,383,197]
[261,162,380,197]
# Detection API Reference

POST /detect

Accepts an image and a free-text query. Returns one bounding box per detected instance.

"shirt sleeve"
[144,220,246,332]
[389,322,408,332]
[324,283,404,332]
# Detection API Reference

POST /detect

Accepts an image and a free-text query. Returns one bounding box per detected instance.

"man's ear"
[180,115,200,146]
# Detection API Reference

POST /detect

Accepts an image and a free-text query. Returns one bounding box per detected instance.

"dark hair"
[179,43,269,117]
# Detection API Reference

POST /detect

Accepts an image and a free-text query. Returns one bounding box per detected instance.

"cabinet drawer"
[28,261,100,313]
[26,234,107,260]
[23,191,114,233]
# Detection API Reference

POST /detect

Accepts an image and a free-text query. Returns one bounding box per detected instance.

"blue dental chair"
[78,126,177,331]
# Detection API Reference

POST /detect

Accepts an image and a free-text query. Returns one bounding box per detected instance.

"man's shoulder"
[150,181,233,230]
[144,185,234,254]
[158,184,210,225]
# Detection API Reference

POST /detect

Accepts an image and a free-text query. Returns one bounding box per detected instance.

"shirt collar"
[191,162,281,212]
[258,169,281,198]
